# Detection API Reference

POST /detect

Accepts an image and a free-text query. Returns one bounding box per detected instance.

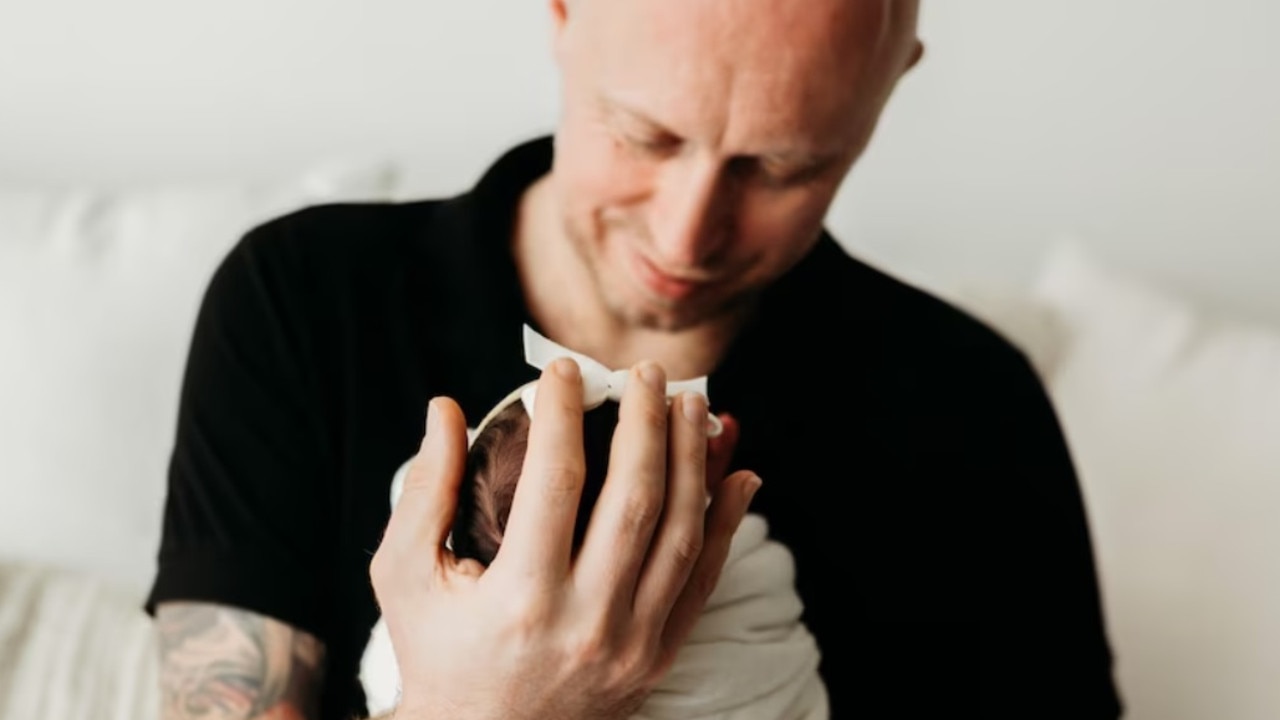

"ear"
[550,0,570,28]
[549,0,572,64]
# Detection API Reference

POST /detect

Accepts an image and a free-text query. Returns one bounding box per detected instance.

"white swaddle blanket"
[360,465,829,720]
[629,513,829,720]
[362,324,827,717]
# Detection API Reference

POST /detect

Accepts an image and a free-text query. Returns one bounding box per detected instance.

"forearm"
[155,601,326,720]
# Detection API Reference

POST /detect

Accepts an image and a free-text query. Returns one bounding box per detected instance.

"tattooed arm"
[155,602,326,720]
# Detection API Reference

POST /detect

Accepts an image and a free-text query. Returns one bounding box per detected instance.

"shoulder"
[203,196,474,318]
[792,236,1038,392]
[186,199,463,387]
[773,237,1062,462]
[229,199,441,280]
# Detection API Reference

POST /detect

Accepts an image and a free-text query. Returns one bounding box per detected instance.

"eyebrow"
[598,94,674,134]
[758,149,836,171]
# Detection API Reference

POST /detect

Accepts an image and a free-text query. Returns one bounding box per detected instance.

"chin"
[605,285,749,333]
[599,286,690,331]
[602,295,682,332]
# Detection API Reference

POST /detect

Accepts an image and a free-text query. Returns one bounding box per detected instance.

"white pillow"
[1030,240,1280,720]
[939,280,1066,379]
[0,559,158,720]
[0,162,400,597]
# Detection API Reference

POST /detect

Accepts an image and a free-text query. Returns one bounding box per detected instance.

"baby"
[361,326,828,720]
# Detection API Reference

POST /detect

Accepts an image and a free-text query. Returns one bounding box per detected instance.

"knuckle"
[562,619,660,693]
[403,453,431,485]
[668,532,704,573]
[690,564,725,606]
[619,647,651,685]
[645,644,680,689]
[496,593,551,646]
[496,576,542,609]
[620,494,663,534]
[564,623,613,670]
[682,441,708,478]
[503,586,551,624]
[368,549,395,593]
[591,636,653,695]
[623,639,663,690]
[539,463,585,498]
[641,399,670,431]
[370,541,439,603]
[638,662,667,694]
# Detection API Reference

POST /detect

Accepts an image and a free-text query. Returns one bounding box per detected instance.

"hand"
[369,358,760,720]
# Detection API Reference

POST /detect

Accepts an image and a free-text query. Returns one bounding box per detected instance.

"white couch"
[0,163,400,719]
[946,244,1280,720]
[2,172,1278,720]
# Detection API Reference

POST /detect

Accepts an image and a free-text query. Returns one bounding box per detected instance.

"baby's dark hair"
[449,398,622,566]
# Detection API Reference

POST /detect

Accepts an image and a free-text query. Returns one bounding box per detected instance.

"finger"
[575,360,670,607]
[375,397,469,569]
[633,392,711,629]
[659,470,761,662]
[497,357,587,581]
[705,413,739,494]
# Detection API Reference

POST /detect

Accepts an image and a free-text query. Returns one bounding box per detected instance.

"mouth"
[629,250,713,302]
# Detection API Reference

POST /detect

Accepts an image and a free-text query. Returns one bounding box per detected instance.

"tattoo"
[156,602,326,720]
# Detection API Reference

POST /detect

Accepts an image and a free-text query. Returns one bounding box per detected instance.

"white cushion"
[0,162,400,596]
[1030,240,1280,720]
[0,559,158,720]
[938,280,1066,379]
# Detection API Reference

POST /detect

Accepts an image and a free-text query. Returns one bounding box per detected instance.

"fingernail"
[706,413,724,437]
[553,357,580,380]
[637,360,665,391]
[743,473,763,502]
[682,392,707,425]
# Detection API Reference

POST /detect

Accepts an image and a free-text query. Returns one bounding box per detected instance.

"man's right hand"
[369,357,760,720]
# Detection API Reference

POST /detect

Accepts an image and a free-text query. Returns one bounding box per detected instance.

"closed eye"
[726,157,830,189]
[598,95,684,157]
[614,118,683,156]
[627,131,682,156]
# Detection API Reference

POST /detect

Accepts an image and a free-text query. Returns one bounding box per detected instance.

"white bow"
[521,325,723,437]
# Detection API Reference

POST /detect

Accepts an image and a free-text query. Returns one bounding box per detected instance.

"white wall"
[2,0,1277,322]
[0,0,558,191]
[3,3,1279,719]
[835,0,1280,325]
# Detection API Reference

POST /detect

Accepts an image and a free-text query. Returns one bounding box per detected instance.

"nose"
[649,154,734,271]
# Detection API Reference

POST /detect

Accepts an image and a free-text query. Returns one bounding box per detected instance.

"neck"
[512,175,750,380]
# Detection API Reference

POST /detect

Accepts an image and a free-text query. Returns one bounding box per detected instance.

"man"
[147,0,1124,718]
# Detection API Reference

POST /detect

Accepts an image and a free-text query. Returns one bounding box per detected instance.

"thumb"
[380,397,470,564]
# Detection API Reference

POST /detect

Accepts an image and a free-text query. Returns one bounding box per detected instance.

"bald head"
[534,0,926,332]
[551,0,921,161]
[561,0,922,80]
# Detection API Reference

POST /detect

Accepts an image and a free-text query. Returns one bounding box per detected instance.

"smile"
[629,251,712,301]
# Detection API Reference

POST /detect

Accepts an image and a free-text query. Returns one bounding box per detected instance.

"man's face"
[546,0,922,331]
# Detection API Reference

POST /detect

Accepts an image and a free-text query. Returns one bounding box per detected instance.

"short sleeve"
[144,216,338,643]
[977,352,1125,718]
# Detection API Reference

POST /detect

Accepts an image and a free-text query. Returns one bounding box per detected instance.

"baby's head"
[449,386,622,565]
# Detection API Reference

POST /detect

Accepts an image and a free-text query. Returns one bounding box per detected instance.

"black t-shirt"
[145,136,1123,719]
